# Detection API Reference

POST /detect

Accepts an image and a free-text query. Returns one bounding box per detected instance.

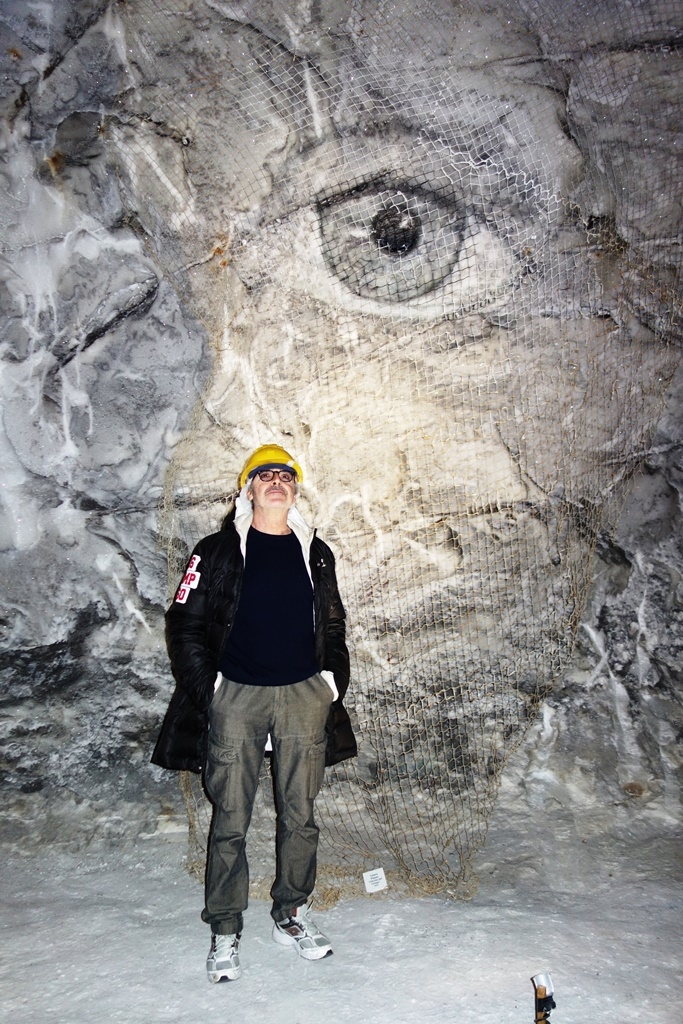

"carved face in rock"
[119,0,678,875]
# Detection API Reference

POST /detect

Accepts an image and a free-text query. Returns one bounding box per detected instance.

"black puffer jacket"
[151,510,357,772]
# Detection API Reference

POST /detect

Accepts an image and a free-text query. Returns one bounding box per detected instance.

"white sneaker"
[272,903,333,960]
[206,932,242,982]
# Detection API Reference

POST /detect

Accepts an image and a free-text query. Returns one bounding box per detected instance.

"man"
[152,443,356,982]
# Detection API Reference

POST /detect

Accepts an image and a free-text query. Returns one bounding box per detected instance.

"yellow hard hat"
[238,444,303,488]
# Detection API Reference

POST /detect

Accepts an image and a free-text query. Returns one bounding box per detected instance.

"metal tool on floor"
[531,973,556,1023]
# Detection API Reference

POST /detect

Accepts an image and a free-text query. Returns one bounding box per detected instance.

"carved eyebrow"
[247,121,504,230]
[315,173,469,218]
[315,172,411,210]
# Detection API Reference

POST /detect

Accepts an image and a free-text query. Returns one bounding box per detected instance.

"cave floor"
[1,818,681,1024]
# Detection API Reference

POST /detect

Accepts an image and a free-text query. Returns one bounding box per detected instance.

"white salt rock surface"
[1,827,680,1024]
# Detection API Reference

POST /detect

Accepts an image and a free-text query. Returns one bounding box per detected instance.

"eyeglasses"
[253,469,296,483]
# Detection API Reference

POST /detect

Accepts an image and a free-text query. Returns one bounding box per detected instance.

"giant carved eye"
[318,185,466,303]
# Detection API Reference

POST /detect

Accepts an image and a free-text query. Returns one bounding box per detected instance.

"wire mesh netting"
[110,0,682,897]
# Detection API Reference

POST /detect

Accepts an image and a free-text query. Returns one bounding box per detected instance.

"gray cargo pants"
[201,673,332,935]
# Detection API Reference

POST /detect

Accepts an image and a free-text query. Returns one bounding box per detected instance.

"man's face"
[149,8,666,669]
[247,470,297,516]
[120,0,678,873]
[124,0,674,693]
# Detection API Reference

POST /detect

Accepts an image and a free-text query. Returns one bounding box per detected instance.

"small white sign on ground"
[363,867,388,893]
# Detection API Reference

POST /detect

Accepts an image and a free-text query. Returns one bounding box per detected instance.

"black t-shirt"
[219,526,319,686]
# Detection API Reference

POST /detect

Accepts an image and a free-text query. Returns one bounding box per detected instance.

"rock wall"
[477,367,683,888]
[0,0,211,843]
[0,0,680,861]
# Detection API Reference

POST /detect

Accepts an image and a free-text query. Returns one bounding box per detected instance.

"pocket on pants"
[308,738,326,799]
[204,736,237,808]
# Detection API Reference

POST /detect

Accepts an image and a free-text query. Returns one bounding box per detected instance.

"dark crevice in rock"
[595,532,632,569]
[53,275,159,369]
[0,602,112,706]
[33,3,110,85]
[601,37,683,55]
[73,493,159,514]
